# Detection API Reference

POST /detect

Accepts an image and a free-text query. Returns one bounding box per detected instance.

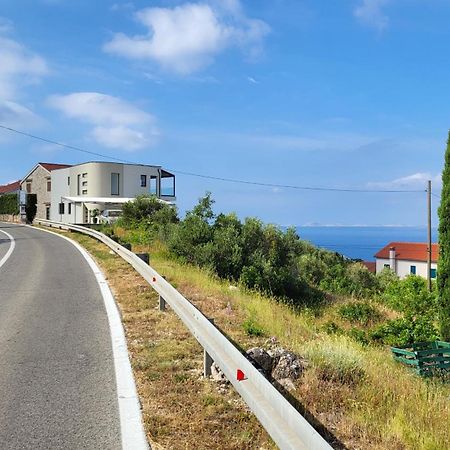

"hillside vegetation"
[99,194,449,449]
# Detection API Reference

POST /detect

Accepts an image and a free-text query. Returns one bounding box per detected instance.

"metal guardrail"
[36,219,333,450]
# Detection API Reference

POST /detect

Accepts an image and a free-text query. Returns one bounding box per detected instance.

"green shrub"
[338,302,381,325]
[382,275,437,316]
[347,327,369,346]
[303,337,366,384]
[0,192,19,215]
[25,193,37,223]
[371,316,439,347]
[322,321,344,335]
[121,194,178,227]
[242,318,266,337]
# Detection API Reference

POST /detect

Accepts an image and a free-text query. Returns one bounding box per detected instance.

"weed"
[338,302,381,325]
[242,317,266,337]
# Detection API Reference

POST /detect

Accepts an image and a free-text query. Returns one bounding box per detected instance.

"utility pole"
[427,180,432,292]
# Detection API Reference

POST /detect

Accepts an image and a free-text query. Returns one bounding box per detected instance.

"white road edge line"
[0,227,16,269]
[33,226,149,450]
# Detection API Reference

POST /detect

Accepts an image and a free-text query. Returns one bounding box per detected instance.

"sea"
[295,226,438,261]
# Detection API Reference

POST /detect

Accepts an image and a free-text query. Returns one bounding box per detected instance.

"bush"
[382,275,437,316]
[0,193,19,215]
[121,195,178,228]
[25,193,37,223]
[303,337,366,385]
[371,316,439,347]
[242,318,266,337]
[338,302,381,325]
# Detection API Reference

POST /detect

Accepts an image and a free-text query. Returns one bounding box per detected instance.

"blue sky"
[0,0,448,226]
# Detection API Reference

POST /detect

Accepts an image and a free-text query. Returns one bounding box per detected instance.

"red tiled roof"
[0,180,20,194]
[39,162,72,171]
[375,242,439,263]
[362,261,376,273]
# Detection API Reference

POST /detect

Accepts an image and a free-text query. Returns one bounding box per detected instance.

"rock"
[246,347,273,376]
[276,378,297,392]
[211,362,229,384]
[271,351,304,381]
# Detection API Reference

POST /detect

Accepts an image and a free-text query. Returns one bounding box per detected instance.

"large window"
[140,175,147,187]
[410,265,416,275]
[59,203,65,214]
[149,176,157,195]
[47,180,51,192]
[68,203,72,215]
[161,170,175,197]
[26,182,32,193]
[111,173,120,195]
[77,174,81,195]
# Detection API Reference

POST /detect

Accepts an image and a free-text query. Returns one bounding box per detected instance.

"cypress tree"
[438,131,450,341]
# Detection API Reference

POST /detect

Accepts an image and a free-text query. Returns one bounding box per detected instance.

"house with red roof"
[374,242,439,279]
[0,180,21,196]
[20,162,72,220]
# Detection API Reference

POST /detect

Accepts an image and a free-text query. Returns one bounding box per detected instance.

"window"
[46,206,50,220]
[26,182,31,193]
[47,180,51,192]
[67,177,70,186]
[77,174,81,195]
[82,181,88,187]
[68,203,72,215]
[82,172,87,178]
[430,268,437,279]
[149,176,157,195]
[59,203,65,214]
[161,170,175,197]
[384,264,390,269]
[140,175,147,187]
[111,173,120,195]
[410,265,416,275]
[82,189,88,195]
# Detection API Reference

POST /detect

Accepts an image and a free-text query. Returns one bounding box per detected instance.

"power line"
[0,124,134,164]
[170,169,425,193]
[0,123,426,194]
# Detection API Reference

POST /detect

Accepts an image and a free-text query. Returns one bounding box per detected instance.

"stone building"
[20,163,71,220]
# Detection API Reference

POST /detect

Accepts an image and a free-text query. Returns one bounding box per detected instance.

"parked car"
[99,209,122,224]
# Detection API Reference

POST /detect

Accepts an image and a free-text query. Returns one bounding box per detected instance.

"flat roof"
[62,196,170,204]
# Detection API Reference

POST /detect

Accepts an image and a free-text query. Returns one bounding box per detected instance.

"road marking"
[32,226,149,450]
[0,228,16,269]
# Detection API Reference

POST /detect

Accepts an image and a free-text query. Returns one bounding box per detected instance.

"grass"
[118,231,450,450]
[43,228,275,450]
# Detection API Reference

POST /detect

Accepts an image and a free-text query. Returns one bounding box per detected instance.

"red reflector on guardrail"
[237,369,246,381]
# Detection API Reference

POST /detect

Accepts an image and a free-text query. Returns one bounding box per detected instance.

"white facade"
[50,161,175,224]
[375,258,437,279]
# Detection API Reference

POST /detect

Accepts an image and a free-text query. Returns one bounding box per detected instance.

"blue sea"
[295,226,438,261]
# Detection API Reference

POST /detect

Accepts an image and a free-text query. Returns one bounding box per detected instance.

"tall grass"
[119,231,450,450]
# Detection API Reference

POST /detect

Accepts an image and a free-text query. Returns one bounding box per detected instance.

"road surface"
[0,223,122,449]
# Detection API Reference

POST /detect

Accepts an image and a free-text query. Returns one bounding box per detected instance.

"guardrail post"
[159,295,166,311]
[203,318,215,378]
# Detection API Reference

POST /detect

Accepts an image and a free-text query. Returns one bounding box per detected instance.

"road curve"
[0,223,121,449]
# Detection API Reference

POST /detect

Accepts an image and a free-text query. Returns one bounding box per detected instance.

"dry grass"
[47,229,275,450]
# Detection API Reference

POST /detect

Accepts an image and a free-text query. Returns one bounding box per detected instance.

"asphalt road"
[0,223,121,449]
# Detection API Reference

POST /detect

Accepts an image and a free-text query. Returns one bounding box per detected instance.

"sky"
[0,0,448,227]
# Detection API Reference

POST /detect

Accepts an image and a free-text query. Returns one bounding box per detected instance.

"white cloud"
[367,172,442,190]
[354,0,390,31]
[0,38,48,99]
[0,33,48,131]
[47,92,158,151]
[103,1,270,74]
[247,76,258,84]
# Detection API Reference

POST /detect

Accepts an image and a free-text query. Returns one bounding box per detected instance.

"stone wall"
[0,214,22,223]
[21,165,51,220]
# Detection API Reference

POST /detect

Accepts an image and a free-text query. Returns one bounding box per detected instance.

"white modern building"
[50,161,175,224]
[374,242,438,279]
